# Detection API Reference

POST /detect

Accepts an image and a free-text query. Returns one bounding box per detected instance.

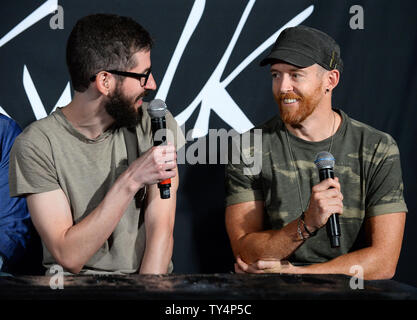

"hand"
[127,142,177,190]
[234,256,296,274]
[304,177,343,231]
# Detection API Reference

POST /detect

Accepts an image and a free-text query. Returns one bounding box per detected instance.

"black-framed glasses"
[90,68,152,87]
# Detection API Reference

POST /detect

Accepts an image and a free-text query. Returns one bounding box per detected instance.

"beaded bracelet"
[297,216,306,241]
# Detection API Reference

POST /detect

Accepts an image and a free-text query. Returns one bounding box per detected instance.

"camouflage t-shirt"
[225,109,408,264]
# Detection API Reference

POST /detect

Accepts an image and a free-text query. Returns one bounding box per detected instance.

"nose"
[145,73,157,91]
[278,73,293,93]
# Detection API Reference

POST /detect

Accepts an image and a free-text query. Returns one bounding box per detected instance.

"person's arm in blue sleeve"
[0,115,32,271]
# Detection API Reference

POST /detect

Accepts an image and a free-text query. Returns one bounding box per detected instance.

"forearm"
[296,213,405,280]
[296,247,396,280]
[238,218,303,264]
[139,171,178,274]
[139,227,174,274]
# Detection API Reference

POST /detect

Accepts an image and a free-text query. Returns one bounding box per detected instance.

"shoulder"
[341,110,400,162]
[1,115,23,162]
[232,113,281,148]
[345,111,396,145]
[12,113,60,154]
[236,114,281,142]
[1,115,21,147]
[0,114,22,138]
[256,114,281,134]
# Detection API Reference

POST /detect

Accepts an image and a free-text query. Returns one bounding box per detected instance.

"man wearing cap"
[225,25,407,279]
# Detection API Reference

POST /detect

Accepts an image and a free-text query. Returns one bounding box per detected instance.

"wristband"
[300,212,318,237]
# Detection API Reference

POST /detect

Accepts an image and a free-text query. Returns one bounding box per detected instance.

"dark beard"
[104,88,143,129]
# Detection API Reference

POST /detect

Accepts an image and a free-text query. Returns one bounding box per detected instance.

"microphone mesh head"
[148,99,167,118]
[314,151,335,169]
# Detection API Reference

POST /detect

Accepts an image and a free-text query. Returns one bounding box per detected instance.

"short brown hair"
[66,14,153,92]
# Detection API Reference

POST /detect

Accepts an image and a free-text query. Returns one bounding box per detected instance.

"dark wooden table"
[1,273,416,300]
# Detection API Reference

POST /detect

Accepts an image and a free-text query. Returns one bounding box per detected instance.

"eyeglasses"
[90,68,152,87]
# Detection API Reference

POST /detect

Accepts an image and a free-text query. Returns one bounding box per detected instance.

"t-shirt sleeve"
[9,133,59,197]
[365,136,408,217]
[225,132,264,206]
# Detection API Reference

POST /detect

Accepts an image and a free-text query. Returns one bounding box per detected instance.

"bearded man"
[9,14,184,275]
[225,26,407,280]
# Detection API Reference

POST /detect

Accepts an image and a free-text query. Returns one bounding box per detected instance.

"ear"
[92,71,115,96]
[327,69,340,91]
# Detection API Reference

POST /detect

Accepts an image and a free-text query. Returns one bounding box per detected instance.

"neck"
[285,106,340,142]
[61,91,114,139]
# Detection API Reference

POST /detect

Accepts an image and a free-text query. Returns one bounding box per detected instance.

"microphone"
[148,99,171,199]
[314,151,341,248]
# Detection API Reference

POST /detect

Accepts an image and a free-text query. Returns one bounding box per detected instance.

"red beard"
[276,85,323,126]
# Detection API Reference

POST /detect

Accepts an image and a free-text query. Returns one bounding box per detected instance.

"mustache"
[135,90,150,102]
[278,92,303,101]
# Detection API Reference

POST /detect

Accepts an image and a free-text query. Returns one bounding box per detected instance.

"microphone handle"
[319,168,341,248]
[151,117,167,146]
[151,117,171,199]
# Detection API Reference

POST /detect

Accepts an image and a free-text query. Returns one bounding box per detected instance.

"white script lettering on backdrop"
[0,0,313,138]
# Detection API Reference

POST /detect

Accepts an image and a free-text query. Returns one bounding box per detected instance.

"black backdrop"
[1,0,416,287]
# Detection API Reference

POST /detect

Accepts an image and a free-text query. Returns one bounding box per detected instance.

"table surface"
[1,273,416,300]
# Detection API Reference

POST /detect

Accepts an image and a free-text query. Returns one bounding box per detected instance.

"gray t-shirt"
[225,109,407,264]
[9,103,185,274]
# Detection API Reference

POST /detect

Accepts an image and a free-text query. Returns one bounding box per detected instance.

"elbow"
[374,255,399,280]
[58,259,83,275]
[54,252,84,275]
[234,234,264,264]
[362,247,400,280]
[365,270,395,280]
[376,266,396,280]
[364,262,397,280]
[64,264,83,275]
